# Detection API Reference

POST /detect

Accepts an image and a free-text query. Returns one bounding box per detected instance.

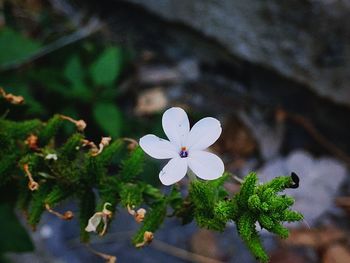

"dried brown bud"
[144,231,154,243]
[45,204,74,221]
[127,205,146,223]
[28,181,39,191]
[0,88,24,105]
[91,137,112,156]
[123,138,139,151]
[60,115,87,131]
[25,134,39,150]
[63,211,74,220]
[135,231,154,248]
[101,137,112,146]
[135,208,146,223]
[82,139,97,148]
[75,120,87,131]
[23,164,39,191]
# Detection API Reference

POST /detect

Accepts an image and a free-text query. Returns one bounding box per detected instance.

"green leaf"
[64,55,84,85]
[90,47,123,86]
[64,55,91,100]
[0,27,41,66]
[0,203,34,253]
[93,102,123,137]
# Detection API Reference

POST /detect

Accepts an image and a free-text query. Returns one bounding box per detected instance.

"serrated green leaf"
[0,27,41,66]
[0,203,34,253]
[90,47,123,86]
[93,102,123,137]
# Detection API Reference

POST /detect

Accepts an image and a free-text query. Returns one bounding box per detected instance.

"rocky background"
[126,0,350,107]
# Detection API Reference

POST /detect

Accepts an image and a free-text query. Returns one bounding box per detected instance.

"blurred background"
[1,0,350,262]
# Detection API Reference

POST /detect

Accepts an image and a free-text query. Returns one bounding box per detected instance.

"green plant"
[0,93,302,262]
[0,25,127,138]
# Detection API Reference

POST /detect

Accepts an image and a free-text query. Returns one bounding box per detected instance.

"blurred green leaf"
[90,47,123,86]
[64,55,84,85]
[64,55,91,100]
[0,203,34,253]
[93,102,123,137]
[0,27,41,66]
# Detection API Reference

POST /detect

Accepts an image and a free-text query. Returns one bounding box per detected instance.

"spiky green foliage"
[28,183,52,226]
[232,172,303,262]
[0,97,303,263]
[38,115,63,146]
[185,172,302,262]
[132,199,167,245]
[120,183,145,207]
[189,174,230,231]
[118,146,144,181]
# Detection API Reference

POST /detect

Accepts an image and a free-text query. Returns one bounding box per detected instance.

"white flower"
[85,202,112,236]
[45,153,58,161]
[139,107,224,185]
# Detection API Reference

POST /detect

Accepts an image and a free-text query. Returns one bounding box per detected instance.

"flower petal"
[159,157,188,185]
[186,117,222,150]
[139,134,178,159]
[85,212,103,232]
[188,150,224,180]
[162,107,190,147]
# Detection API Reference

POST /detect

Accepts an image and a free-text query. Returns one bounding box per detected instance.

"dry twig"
[0,18,102,71]
[45,203,74,220]
[151,239,224,263]
[23,163,39,191]
[277,109,350,166]
[86,245,117,263]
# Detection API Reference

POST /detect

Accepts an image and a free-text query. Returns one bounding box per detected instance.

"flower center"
[179,146,188,158]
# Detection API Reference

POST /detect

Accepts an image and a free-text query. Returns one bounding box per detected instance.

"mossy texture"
[0,99,303,262]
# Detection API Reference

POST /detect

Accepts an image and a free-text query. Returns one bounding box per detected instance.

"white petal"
[162,107,190,147]
[159,157,188,185]
[186,117,222,150]
[188,151,224,180]
[139,134,178,159]
[85,213,102,232]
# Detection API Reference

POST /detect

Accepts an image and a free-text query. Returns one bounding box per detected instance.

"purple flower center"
[179,147,188,158]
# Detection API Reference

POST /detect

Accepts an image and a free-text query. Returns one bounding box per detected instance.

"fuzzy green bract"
[0,96,302,262]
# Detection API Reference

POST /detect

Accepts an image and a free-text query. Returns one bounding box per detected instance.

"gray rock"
[125,0,350,106]
[239,110,285,161]
[258,150,348,225]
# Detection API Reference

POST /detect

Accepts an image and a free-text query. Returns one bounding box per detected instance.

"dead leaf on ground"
[270,248,306,263]
[213,115,256,159]
[335,197,350,215]
[283,227,346,249]
[322,244,350,263]
[191,229,225,261]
